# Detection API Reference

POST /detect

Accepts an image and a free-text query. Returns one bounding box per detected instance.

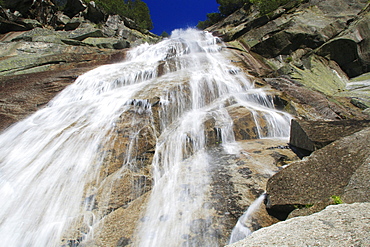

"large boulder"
[3,0,34,16]
[83,1,106,24]
[290,119,370,153]
[266,127,370,220]
[228,203,370,247]
[63,0,86,18]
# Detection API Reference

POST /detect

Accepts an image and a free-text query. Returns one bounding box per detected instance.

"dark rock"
[64,17,83,31]
[3,0,33,17]
[290,119,370,153]
[68,27,104,41]
[63,0,86,19]
[251,31,325,59]
[116,237,131,247]
[0,18,29,33]
[84,1,106,24]
[266,127,370,220]
[29,0,57,26]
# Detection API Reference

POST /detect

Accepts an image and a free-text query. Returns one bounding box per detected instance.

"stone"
[0,18,29,33]
[316,10,370,78]
[3,0,34,16]
[228,203,370,247]
[82,37,129,49]
[84,1,106,24]
[266,127,370,220]
[68,27,104,41]
[265,77,367,120]
[63,0,86,19]
[64,17,83,31]
[290,119,370,153]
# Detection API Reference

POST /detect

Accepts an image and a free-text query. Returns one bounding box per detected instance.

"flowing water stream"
[0,29,290,246]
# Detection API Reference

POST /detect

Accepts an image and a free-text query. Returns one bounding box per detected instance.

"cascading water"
[0,29,291,247]
[228,193,267,244]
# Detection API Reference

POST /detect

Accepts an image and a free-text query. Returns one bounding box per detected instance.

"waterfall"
[228,193,267,244]
[0,29,291,247]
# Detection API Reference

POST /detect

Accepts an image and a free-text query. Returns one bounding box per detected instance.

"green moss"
[331,195,343,204]
[290,55,347,96]
[293,204,314,209]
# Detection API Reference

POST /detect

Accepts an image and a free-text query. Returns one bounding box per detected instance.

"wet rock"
[228,203,370,247]
[227,105,268,140]
[0,50,126,131]
[202,139,299,245]
[266,127,370,220]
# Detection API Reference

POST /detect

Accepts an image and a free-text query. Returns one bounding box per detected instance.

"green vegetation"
[160,31,170,38]
[82,0,153,30]
[331,195,343,204]
[197,0,249,29]
[294,204,313,209]
[197,0,299,30]
[250,0,291,15]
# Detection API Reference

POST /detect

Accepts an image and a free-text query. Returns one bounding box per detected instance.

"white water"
[228,193,267,244]
[0,29,290,247]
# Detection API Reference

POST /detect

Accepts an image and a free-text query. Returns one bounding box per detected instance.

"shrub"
[250,0,294,15]
[82,0,153,30]
[197,0,249,29]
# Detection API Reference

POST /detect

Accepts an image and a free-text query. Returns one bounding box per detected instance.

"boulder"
[83,1,106,24]
[228,203,370,247]
[68,27,104,41]
[316,9,370,78]
[265,77,367,120]
[82,37,129,49]
[290,119,370,153]
[3,0,34,16]
[266,127,370,220]
[64,17,83,31]
[63,0,86,18]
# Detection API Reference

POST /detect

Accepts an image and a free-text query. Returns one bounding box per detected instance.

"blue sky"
[144,0,220,35]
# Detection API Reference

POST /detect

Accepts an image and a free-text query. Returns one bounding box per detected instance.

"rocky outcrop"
[290,119,370,153]
[266,127,370,220]
[228,203,370,247]
[213,0,370,117]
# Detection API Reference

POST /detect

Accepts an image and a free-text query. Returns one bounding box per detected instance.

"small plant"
[285,56,293,63]
[331,195,343,204]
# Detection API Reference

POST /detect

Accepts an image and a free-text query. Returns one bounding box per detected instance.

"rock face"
[211,0,370,115]
[228,203,370,247]
[266,127,370,220]
[290,119,370,153]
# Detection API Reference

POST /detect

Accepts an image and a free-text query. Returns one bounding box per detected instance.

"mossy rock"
[290,54,347,96]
